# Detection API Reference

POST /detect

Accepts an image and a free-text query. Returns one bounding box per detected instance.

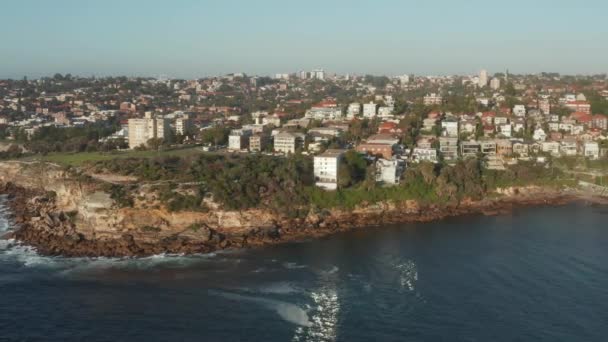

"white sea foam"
[395,260,418,291]
[256,282,302,295]
[210,290,313,327]
[283,262,308,270]
[319,266,339,275]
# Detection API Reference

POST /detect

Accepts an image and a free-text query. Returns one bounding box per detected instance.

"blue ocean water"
[1,198,607,342]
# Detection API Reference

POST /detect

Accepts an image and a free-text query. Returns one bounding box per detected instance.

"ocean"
[1,197,607,341]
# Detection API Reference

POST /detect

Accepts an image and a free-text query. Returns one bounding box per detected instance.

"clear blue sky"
[1,0,607,78]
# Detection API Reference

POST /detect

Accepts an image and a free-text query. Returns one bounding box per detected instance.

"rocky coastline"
[0,181,592,258]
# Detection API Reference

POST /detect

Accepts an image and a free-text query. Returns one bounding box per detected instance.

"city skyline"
[1,0,607,78]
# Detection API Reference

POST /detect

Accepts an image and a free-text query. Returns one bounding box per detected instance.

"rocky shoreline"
[1,181,598,258]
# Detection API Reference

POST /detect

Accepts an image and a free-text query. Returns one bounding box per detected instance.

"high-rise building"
[312,69,325,80]
[479,69,489,87]
[490,77,501,90]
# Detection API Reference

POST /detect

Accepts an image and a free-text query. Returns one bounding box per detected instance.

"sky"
[1,0,607,79]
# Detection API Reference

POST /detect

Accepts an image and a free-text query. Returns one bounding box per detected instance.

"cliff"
[0,161,577,257]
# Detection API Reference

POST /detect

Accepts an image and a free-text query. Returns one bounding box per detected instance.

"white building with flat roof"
[363,102,377,118]
[127,112,170,149]
[347,103,361,118]
[376,159,405,185]
[228,128,252,151]
[314,149,345,190]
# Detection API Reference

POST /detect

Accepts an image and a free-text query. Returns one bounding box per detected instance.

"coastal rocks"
[0,161,592,258]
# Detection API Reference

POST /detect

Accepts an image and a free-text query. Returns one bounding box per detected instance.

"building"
[565,101,591,114]
[490,77,501,90]
[312,69,325,80]
[584,142,600,160]
[127,112,170,149]
[249,134,269,152]
[412,148,438,163]
[441,119,459,137]
[496,140,513,156]
[347,103,361,118]
[305,106,343,121]
[513,142,530,157]
[593,115,608,130]
[479,69,489,87]
[262,114,281,127]
[423,93,443,106]
[533,127,547,141]
[560,140,578,157]
[439,137,459,160]
[228,128,252,151]
[356,143,394,159]
[367,134,399,146]
[513,105,526,117]
[497,123,512,138]
[376,159,405,185]
[541,141,560,156]
[461,141,481,158]
[175,114,193,136]
[481,141,497,155]
[273,132,305,154]
[378,106,394,118]
[314,149,345,190]
[539,98,551,115]
[363,102,377,118]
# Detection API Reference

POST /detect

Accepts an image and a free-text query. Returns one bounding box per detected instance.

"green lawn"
[19,146,208,166]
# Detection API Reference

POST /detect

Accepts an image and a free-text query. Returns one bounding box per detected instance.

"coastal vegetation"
[86,153,571,215]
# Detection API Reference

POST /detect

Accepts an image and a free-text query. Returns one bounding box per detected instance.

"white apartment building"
[314,149,345,190]
[127,112,170,149]
[584,142,600,160]
[541,141,560,156]
[175,114,193,136]
[378,106,394,118]
[228,128,252,151]
[412,148,438,163]
[347,103,361,118]
[513,105,527,117]
[363,102,378,118]
[376,159,405,185]
[273,132,305,154]
[479,69,489,87]
[423,93,443,106]
[441,120,459,137]
[490,77,501,90]
[312,69,325,80]
[304,107,343,121]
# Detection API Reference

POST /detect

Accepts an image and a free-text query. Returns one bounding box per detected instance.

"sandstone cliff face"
[0,161,284,256]
[0,161,575,257]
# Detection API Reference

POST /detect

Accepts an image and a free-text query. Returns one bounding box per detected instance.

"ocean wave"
[209,290,313,327]
[292,287,340,342]
[256,282,303,295]
[283,262,308,270]
[319,266,339,275]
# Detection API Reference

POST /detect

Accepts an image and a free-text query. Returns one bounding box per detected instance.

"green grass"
[18,146,208,166]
